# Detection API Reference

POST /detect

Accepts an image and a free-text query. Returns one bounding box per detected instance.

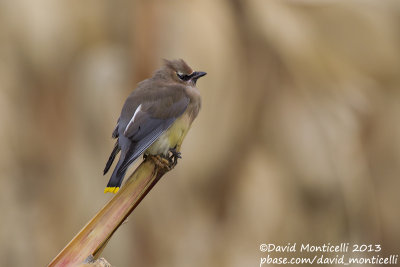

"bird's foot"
[168,147,182,167]
[149,155,173,171]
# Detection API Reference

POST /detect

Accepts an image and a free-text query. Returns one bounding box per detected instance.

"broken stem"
[48,159,168,267]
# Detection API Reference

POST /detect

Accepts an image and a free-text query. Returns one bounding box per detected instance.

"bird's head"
[163,59,206,86]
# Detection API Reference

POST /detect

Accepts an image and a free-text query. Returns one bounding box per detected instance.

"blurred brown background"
[1,0,399,266]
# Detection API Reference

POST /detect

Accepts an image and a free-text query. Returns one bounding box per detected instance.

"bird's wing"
[117,90,190,174]
[112,119,119,138]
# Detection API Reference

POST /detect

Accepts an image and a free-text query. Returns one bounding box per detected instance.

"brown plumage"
[103,59,206,193]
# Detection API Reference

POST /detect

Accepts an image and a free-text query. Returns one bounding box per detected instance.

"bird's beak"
[192,71,207,81]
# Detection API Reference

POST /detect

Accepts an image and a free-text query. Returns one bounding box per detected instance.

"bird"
[103,59,206,193]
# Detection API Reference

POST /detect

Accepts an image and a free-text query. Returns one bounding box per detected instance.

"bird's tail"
[104,142,120,175]
[104,158,127,194]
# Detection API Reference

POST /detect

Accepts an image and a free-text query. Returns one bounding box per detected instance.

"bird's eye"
[177,72,191,81]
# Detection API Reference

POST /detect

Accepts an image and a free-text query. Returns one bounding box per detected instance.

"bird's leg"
[168,146,182,167]
[148,155,172,171]
[147,146,182,171]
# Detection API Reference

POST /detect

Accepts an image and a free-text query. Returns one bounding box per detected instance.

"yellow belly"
[146,114,191,156]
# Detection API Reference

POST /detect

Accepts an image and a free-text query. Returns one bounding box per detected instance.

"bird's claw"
[169,147,182,166]
[146,148,182,172]
[149,155,173,171]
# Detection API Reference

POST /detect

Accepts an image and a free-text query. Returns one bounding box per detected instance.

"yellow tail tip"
[104,187,120,194]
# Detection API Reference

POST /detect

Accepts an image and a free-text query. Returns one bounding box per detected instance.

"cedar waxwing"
[103,59,206,193]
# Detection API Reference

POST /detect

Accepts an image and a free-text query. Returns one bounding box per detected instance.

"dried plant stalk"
[48,159,168,267]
